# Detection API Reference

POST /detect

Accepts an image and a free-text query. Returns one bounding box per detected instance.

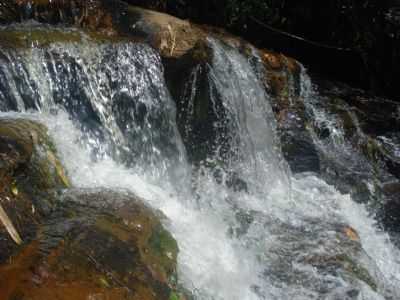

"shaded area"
[123,0,400,101]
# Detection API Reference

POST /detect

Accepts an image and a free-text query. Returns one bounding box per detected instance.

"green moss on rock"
[0,189,181,300]
[336,254,378,291]
[0,29,82,48]
[0,27,133,49]
[149,223,179,277]
[0,118,70,190]
[0,117,71,266]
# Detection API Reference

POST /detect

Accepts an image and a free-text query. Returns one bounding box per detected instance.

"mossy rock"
[299,225,380,293]
[0,27,133,49]
[0,28,82,48]
[303,253,378,292]
[0,189,180,300]
[0,119,181,299]
[260,49,302,103]
[0,117,69,263]
[0,118,70,190]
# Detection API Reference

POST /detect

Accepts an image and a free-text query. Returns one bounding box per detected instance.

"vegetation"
[1,0,399,98]
[124,0,400,100]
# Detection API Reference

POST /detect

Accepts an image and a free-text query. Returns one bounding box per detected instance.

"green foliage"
[169,292,180,300]
[225,0,272,27]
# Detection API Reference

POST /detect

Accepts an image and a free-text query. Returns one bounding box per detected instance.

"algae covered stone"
[0,117,181,300]
[0,189,180,300]
[0,117,70,191]
[0,117,70,263]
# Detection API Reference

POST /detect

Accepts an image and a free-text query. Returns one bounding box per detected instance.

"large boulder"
[0,1,205,58]
[0,117,182,300]
[305,79,400,236]
[259,216,385,297]
[0,117,69,262]
[0,118,69,190]
[260,50,320,174]
[0,189,180,300]
[125,6,206,59]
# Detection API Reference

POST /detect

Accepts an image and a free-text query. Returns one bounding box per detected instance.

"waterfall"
[207,39,291,198]
[0,32,187,186]
[1,27,400,300]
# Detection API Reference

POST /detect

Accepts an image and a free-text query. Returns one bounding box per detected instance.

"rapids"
[0,26,399,299]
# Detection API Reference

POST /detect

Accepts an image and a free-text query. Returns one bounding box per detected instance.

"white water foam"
[1,34,400,299]
[4,103,399,300]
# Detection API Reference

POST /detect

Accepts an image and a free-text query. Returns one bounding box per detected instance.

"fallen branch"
[0,201,22,245]
[168,24,176,56]
[249,16,353,52]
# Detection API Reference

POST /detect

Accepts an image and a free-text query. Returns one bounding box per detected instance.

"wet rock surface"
[0,3,400,298]
[125,6,206,59]
[0,0,206,59]
[261,51,320,174]
[303,78,400,236]
[0,117,69,263]
[0,189,180,300]
[251,60,400,239]
[0,117,181,300]
[163,37,314,193]
[0,0,124,36]
[260,218,384,298]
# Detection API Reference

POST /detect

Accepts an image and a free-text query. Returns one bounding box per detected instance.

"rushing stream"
[0,27,400,299]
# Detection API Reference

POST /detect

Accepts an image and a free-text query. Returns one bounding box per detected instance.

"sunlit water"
[0,29,399,299]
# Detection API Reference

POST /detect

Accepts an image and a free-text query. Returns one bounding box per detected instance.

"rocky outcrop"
[0,118,69,260]
[305,79,400,236]
[1,3,399,297]
[0,189,180,300]
[260,50,320,174]
[125,6,206,59]
[0,118,182,300]
[0,0,122,36]
[0,1,205,58]
[259,216,383,296]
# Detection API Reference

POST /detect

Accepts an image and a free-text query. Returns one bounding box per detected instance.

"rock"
[377,180,400,234]
[301,253,378,292]
[127,6,251,59]
[0,25,133,50]
[125,6,206,59]
[1,0,122,36]
[304,78,400,238]
[315,79,400,137]
[0,189,180,300]
[0,117,182,300]
[260,50,320,173]
[0,27,83,49]
[0,1,266,62]
[163,40,214,165]
[1,1,206,58]
[372,133,400,179]
[262,217,383,296]
[163,31,320,178]
[0,117,69,263]
[0,118,69,190]
[148,9,318,178]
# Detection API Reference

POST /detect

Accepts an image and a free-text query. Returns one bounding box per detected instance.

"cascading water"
[0,26,186,185]
[1,26,400,300]
[299,69,392,196]
[206,39,291,197]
